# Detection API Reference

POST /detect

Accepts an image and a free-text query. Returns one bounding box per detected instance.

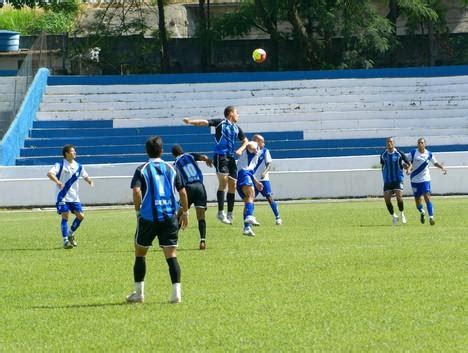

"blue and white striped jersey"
[380,148,410,184]
[237,148,260,172]
[208,118,246,156]
[49,159,88,203]
[131,158,183,222]
[173,153,204,186]
[253,148,272,181]
[408,149,437,183]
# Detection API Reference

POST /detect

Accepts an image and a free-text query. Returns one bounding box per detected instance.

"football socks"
[166,257,181,284]
[133,256,146,282]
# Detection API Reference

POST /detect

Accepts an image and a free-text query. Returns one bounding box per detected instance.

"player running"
[47,144,93,249]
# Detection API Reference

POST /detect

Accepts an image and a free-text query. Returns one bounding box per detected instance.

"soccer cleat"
[420,212,426,224]
[169,292,182,304]
[199,240,206,250]
[217,212,231,225]
[245,215,260,226]
[400,213,407,224]
[226,213,234,225]
[243,227,255,236]
[275,218,282,225]
[392,214,399,226]
[68,235,77,247]
[429,217,435,226]
[126,292,144,304]
[63,240,73,249]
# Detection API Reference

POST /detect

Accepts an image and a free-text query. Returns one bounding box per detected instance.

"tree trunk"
[286,0,318,67]
[199,0,212,71]
[428,21,436,66]
[157,0,170,73]
[254,0,279,69]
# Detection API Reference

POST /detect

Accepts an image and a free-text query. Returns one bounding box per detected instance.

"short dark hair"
[224,105,236,118]
[145,136,163,158]
[172,144,184,157]
[62,144,75,158]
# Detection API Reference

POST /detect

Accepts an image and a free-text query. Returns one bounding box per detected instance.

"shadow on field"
[31,302,129,309]
[0,246,62,252]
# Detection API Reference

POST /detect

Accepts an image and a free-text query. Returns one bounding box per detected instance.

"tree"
[214,0,393,69]
[384,0,468,65]
[71,0,161,74]
[197,0,212,71]
[157,0,170,72]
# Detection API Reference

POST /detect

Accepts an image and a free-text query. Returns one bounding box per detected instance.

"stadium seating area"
[16,72,468,165]
[0,76,15,137]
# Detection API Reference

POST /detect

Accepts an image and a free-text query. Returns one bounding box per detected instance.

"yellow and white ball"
[252,48,267,63]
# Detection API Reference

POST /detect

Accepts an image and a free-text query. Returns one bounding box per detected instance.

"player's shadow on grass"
[0,246,63,252]
[32,301,174,309]
[31,302,129,309]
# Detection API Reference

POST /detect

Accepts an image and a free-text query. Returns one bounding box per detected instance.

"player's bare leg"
[216,174,230,224]
[196,207,207,249]
[384,191,399,225]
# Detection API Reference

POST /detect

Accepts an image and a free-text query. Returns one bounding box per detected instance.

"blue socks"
[416,203,424,213]
[270,201,280,219]
[244,202,254,228]
[417,202,434,217]
[61,219,68,239]
[426,201,434,217]
[61,218,82,240]
[71,218,82,232]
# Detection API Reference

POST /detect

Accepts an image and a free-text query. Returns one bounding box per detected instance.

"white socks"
[135,282,144,296]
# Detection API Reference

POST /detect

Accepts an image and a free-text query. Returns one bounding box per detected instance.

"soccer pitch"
[1,198,467,352]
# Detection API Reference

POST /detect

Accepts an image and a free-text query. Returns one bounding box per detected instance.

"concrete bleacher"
[15,73,468,166]
[0,76,16,137]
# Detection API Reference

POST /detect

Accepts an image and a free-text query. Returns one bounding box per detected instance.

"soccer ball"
[252,48,267,63]
[246,141,258,154]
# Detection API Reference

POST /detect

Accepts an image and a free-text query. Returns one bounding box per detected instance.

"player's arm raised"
[236,137,249,157]
[183,118,209,126]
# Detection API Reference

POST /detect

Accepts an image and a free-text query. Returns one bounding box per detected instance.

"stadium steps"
[17,119,468,165]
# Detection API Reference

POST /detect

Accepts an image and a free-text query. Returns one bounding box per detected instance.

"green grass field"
[1,198,467,352]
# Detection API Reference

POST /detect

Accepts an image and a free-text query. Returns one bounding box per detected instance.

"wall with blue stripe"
[0,70,17,76]
[0,68,49,165]
[48,65,468,85]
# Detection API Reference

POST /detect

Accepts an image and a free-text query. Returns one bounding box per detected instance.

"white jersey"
[49,159,88,202]
[408,149,437,183]
[253,148,273,181]
[237,149,260,171]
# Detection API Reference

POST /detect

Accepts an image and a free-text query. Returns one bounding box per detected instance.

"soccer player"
[380,137,411,225]
[183,106,248,225]
[236,141,264,236]
[252,134,282,225]
[172,144,213,250]
[47,144,93,249]
[408,137,447,225]
[126,136,189,304]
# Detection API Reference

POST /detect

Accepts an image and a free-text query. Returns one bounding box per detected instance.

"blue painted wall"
[48,65,468,85]
[0,70,17,76]
[0,68,49,165]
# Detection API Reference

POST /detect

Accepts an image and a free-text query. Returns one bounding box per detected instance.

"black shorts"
[135,215,179,248]
[185,182,207,209]
[384,181,404,192]
[214,154,237,179]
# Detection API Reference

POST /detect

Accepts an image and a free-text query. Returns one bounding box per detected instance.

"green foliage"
[0,4,78,34]
[0,6,41,34]
[29,10,77,34]
[1,199,467,351]
[7,0,79,14]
